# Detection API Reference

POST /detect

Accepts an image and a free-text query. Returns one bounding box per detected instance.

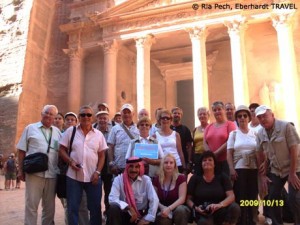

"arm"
[227,149,237,180]
[108,143,119,175]
[186,141,193,171]
[143,158,161,166]
[91,150,105,185]
[208,190,235,213]
[17,150,26,181]
[109,175,129,209]
[288,145,300,190]
[59,144,80,172]
[142,178,159,223]
[214,142,227,158]
[203,138,210,151]
[161,181,187,217]
[176,133,186,169]
[256,150,271,194]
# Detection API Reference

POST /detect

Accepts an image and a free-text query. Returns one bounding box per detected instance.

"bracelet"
[95,170,101,176]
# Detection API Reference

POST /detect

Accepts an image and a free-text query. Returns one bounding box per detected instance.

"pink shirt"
[59,125,108,182]
[204,121,236,161]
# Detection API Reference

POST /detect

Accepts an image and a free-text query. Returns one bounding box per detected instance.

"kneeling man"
[108,157,159,225]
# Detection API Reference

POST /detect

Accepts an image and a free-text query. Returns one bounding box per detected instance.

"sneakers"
[265,217,272,225]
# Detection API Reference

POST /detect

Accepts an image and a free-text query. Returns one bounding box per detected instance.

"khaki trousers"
[25,174,56,225]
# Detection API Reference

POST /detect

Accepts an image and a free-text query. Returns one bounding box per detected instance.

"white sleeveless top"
[155,131,182,166]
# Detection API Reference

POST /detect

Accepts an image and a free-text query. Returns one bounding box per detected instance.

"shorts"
[5,172,16,180]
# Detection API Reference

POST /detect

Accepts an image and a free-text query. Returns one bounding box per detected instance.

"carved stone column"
[63,48,83,113]
[187,27,209,126]
[225,19,249,106]
[272,12,299,128]
[102,40,119,114]
[135,35,155,116]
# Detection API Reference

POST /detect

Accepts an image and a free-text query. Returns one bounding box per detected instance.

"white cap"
[64,112,78,120]
[95,111,109,116]
[121,103,134,112]
[255,105,271,117]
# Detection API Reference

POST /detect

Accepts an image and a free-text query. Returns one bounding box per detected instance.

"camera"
[200,202,212,214]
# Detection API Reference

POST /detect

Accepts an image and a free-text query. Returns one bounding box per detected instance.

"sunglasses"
[160,116,171,121]
[79,113,92,117]
[237,114,248,119]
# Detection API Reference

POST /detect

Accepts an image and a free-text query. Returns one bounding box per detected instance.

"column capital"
[102,40,119,54]
[186,26,207,40]
[224,18,247,35]
[271,11,295,30]
[135,34,155,48]
[63,48,83,59]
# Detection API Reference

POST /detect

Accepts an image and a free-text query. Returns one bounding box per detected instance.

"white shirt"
[107,123,139,169]
[59,125,108,182]
[155,131,182,166]
[109,174,159,222]
[227,129,257,169]
[125,136,164,177]
[16,122,62,178]
[248,123,262,133]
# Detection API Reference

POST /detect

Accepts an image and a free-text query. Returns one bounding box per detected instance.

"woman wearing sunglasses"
[227,105,258,225]
[153,109,186,173]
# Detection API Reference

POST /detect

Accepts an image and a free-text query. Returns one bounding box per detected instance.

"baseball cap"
[95,111,109,117]
[98,102,109,109]
[255,105,271,117]
[121,103,134,112]
[64,112,78,120]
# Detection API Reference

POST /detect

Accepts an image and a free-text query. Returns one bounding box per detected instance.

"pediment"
[89,0,194,25]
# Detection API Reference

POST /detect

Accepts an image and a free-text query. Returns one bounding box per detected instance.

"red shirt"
[204,121,236,161]
[153,174,186,206]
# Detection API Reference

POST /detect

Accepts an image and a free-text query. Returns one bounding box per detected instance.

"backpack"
[6,158,16,172]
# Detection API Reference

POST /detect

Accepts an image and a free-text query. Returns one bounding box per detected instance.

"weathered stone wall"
[0,0,70,157]
[17,0,71,150]
[0,0,33,156]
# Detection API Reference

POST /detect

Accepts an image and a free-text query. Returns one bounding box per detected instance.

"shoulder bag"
[56,126,76,198]
[23,128,53,173]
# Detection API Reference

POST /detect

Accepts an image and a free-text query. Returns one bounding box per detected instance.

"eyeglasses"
[79,113,92,117]
[160,116,171,121]
[139,123,150,127]
[237,114,248,119]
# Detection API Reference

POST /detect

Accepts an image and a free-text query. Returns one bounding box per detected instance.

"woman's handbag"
[56,126,76,198]
[23,152,49,173]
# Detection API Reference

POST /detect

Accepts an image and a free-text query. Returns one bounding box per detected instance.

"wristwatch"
[95,170,101,176]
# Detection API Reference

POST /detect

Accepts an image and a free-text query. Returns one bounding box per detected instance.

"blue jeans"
[66,176,102,225]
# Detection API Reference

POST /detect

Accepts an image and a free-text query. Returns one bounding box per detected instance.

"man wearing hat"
[107,157,159,225]
[64,112,78,129]
[94,110,113,216]
[95,102,115,128]
[256,105,300,225]
[107,104,139,175]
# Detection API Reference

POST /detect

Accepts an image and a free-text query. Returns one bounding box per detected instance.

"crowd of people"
[9,100,300,225]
